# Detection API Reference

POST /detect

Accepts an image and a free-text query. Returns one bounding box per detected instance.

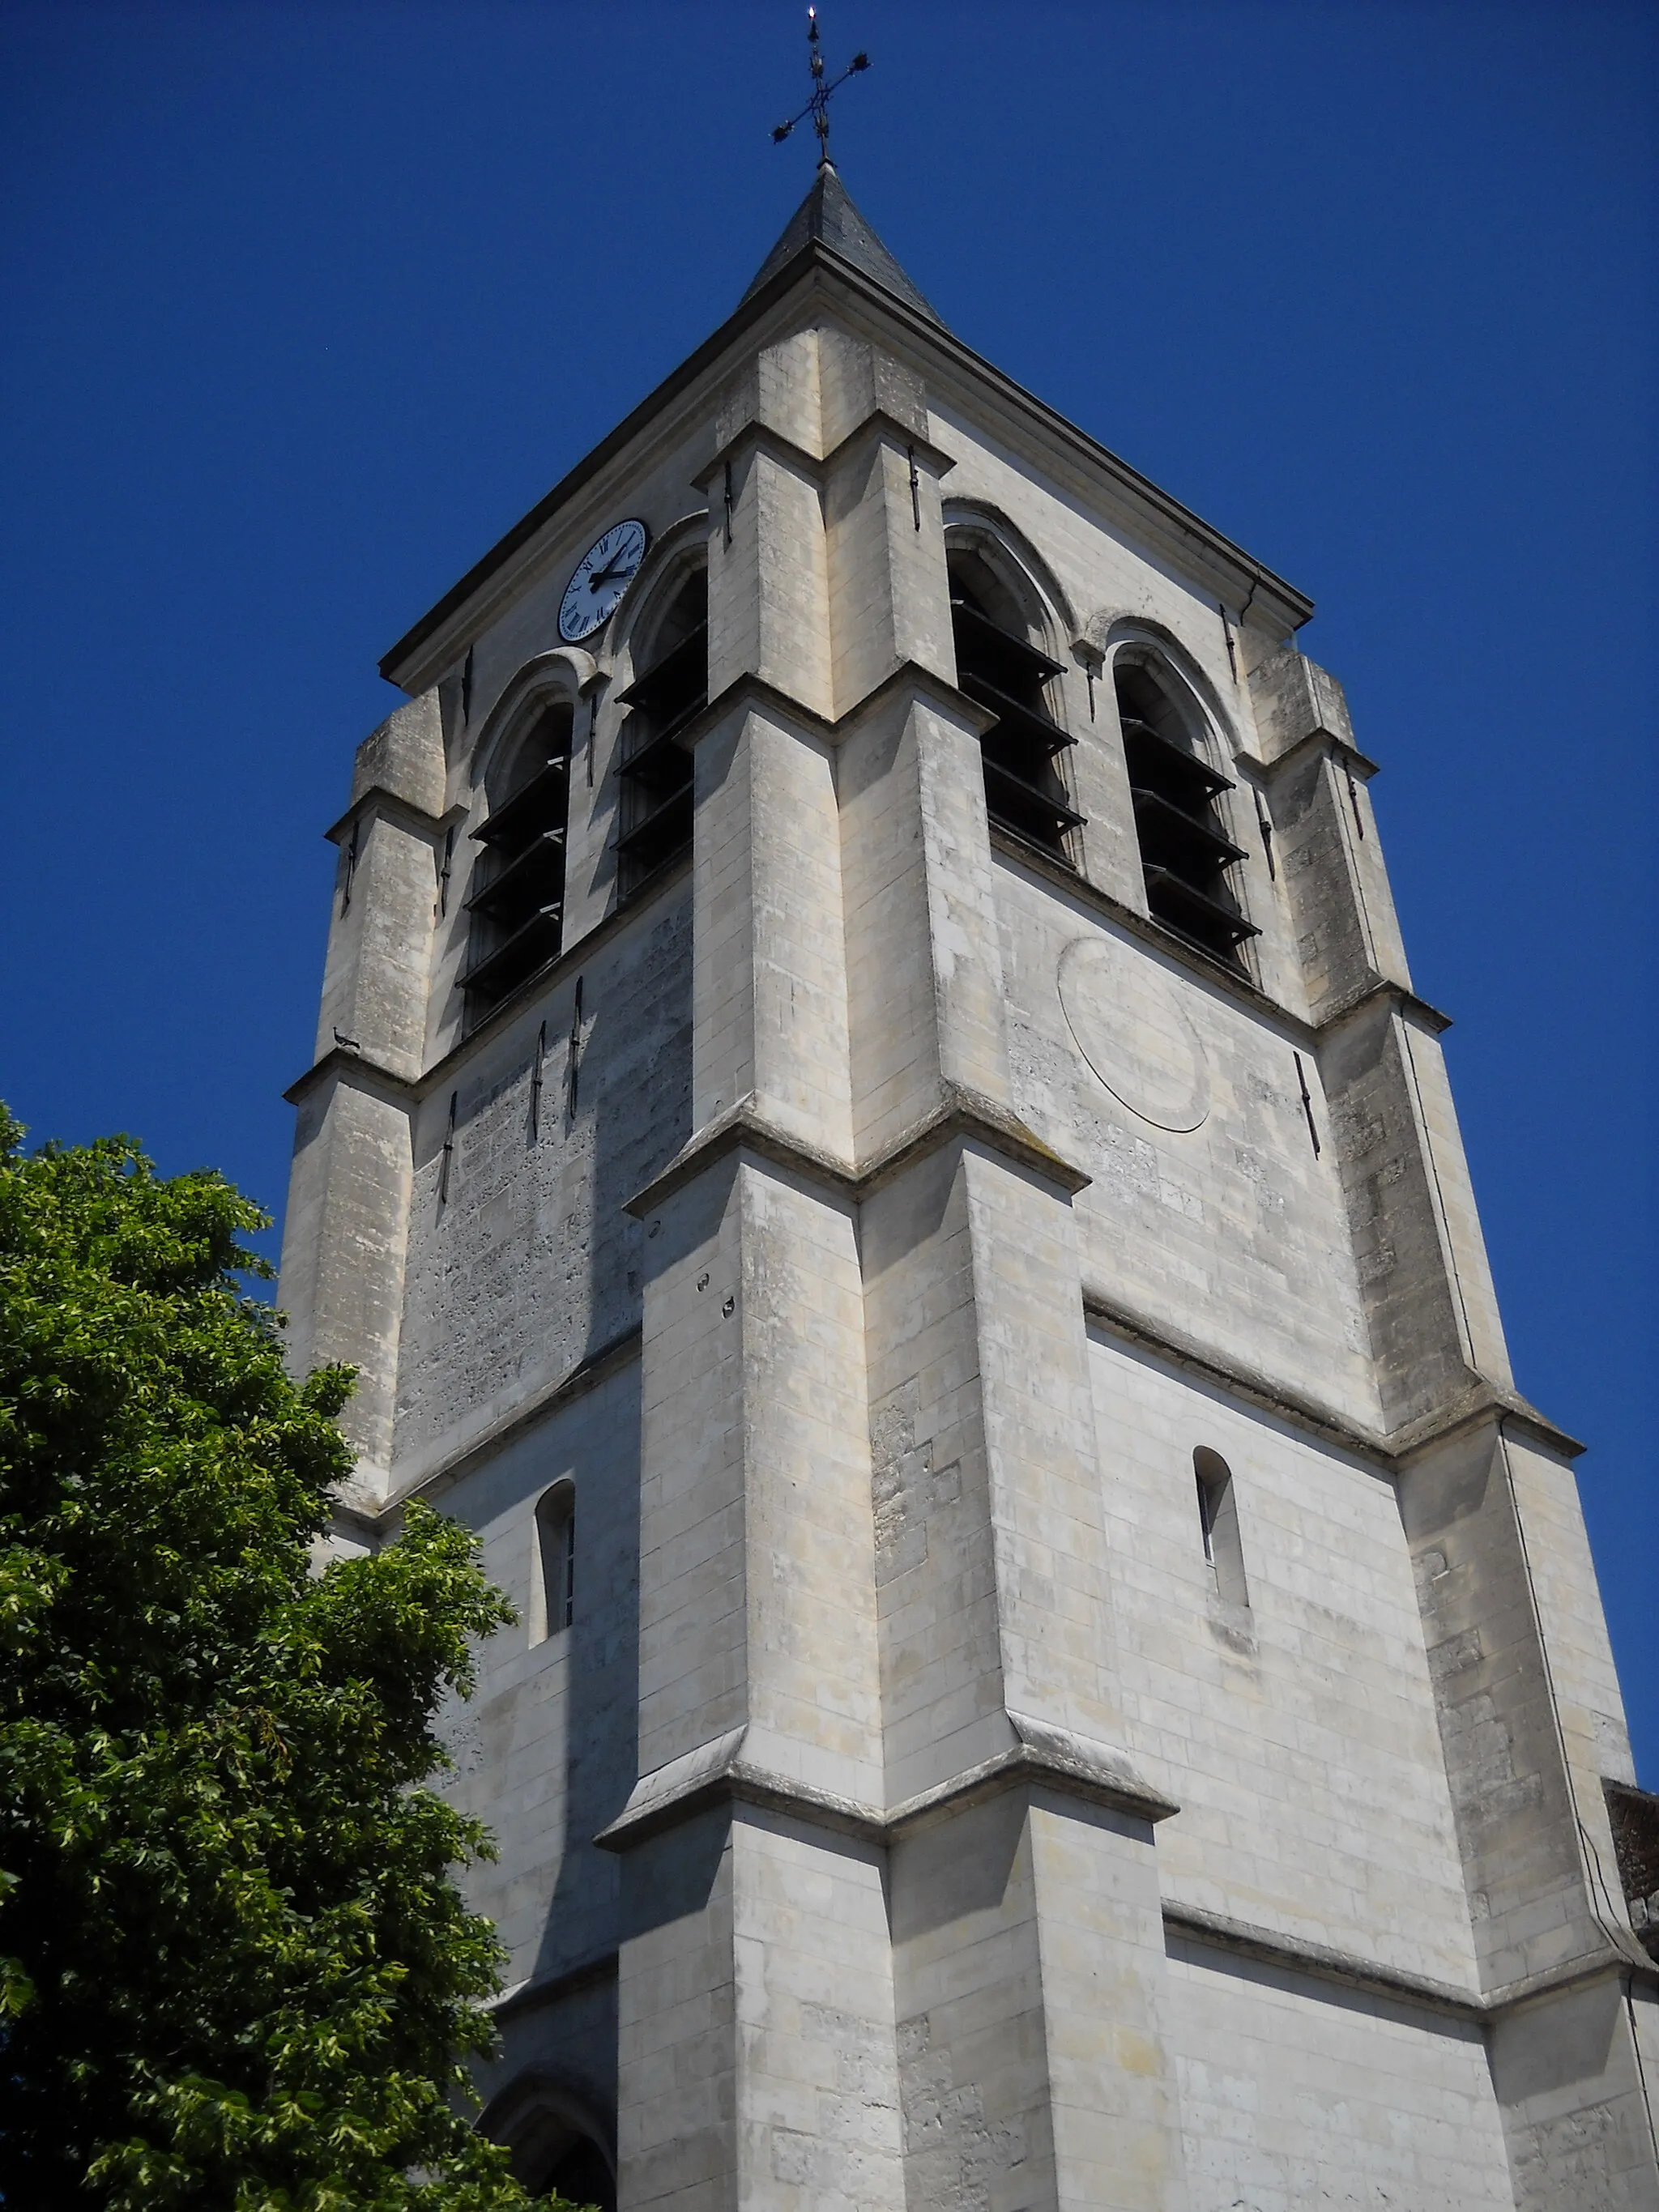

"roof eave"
[377,246,828,689]
[379,239,1312,694]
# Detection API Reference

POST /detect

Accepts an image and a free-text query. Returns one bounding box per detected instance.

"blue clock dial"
[558,518,650,643]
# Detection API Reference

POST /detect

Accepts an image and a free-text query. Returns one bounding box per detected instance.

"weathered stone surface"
[280,202,1655,2210]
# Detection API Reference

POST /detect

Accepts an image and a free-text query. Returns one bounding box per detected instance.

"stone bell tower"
[279,160,1659,2211]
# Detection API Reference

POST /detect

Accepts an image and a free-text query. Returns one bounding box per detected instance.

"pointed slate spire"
[741,160,945,326]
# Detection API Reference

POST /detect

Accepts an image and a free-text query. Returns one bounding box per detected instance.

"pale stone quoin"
[280,162,1659,2209]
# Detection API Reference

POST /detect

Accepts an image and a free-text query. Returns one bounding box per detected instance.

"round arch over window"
[945,535,1081,863]
[1192,1446,1249,1608]
[943,500,1079,645]
[1113,653,1257,969]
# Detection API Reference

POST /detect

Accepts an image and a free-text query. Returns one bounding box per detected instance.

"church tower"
[279,160,1659,2210]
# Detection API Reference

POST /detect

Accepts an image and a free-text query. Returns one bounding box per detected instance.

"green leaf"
[0,1110,538,2208]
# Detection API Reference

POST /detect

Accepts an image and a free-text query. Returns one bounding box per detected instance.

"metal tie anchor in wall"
[438,1090,458,1205]
[530,1020,547,1144]
[437,825,454,916]
[567,975,585,1119]
[340,820,359,915]
[1254,789,1277,880]
[1292,1051,1321,1157]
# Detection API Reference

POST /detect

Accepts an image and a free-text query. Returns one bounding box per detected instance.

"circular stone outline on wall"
[1057,933,1212,1134]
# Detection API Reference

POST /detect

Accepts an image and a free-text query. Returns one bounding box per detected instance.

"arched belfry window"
[1115,659,1257,968]
[948,548,1082,861]
[615,567,706,894]
[460,702,572,1018]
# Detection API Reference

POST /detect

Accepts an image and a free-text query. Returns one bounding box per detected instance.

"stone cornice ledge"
[1238,726,1381,783]
[284,1046,418,1110]
[889,1711,1179,1837]
[593,1726,883,1851]
[283,859,692,1107]
[1081,1287,1584,1468]
[593,1713,1177,1856]
[1166,1909,1657,2020]
[1388,1379,1585,1466]
[988,827,1320,1044]
[325,1328,646,1536]
[1162,1902,1483,2022]
[323,786,467,847]
[861,1084,1091,1199]
[692,410,957,493]
[625,1084,1090,1221]
[1082,1284,1382,1460]
[623,1095,855,1218]
[1313,974,1453,1040]
[667,657,998,762]
[1481,1943,1658,2018]
[485,1950,619,2022]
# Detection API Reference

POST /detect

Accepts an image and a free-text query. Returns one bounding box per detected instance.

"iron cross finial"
[770,6,869,164]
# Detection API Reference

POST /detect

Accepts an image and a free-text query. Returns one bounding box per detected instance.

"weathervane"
[771,6,869,164]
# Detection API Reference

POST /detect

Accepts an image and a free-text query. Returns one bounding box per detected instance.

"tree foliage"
[0,1113,561,2209]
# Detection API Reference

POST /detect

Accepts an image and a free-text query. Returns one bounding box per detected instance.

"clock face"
[558,518,649,643]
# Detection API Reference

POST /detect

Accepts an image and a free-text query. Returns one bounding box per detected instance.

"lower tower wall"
[1163,1942,1512,2212]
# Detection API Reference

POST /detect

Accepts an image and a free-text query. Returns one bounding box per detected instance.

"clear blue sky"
[2,2,1653,1771]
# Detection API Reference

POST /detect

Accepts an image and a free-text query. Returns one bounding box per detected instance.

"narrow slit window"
[459,703,573,1021]
[1193,1447,1248,1607]
[948,551,1082,862]
[1115,661,1258,969]
[1196,1464,1218,1565]
[615,570,706,895]
[531,1480,576,1645]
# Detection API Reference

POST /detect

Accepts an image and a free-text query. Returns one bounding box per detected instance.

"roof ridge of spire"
[740,161,945,326]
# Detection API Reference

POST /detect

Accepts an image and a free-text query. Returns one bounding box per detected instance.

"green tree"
[0,1114,569,2209]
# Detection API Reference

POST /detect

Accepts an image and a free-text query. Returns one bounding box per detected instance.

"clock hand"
[588,556,639,590]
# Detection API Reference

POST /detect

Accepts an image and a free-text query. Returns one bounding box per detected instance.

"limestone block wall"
[629,1149,882,1804]
[997,866,1380,1431]
[1089,1332,1478,1989]
[686,699,853,1159]
[281,1072,416,1494]
[1489,1973,1659,2212]
[326,688,448,951]
[1247,643,1412,1010]
[616,1808,905,2212]
[1163,1945,1514,2212]
[889,1791,1184,2212]
[836,685,1014,1161]
[1401,1421,1640,1994]
[280,261,1657,2206]
[437,1357,642,1990]
[926,403,1249,733]
[861,1144,1010,1793]
[390,889,691,1483]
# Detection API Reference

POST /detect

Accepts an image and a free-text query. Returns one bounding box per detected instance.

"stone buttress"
[279,164,1658,2212]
